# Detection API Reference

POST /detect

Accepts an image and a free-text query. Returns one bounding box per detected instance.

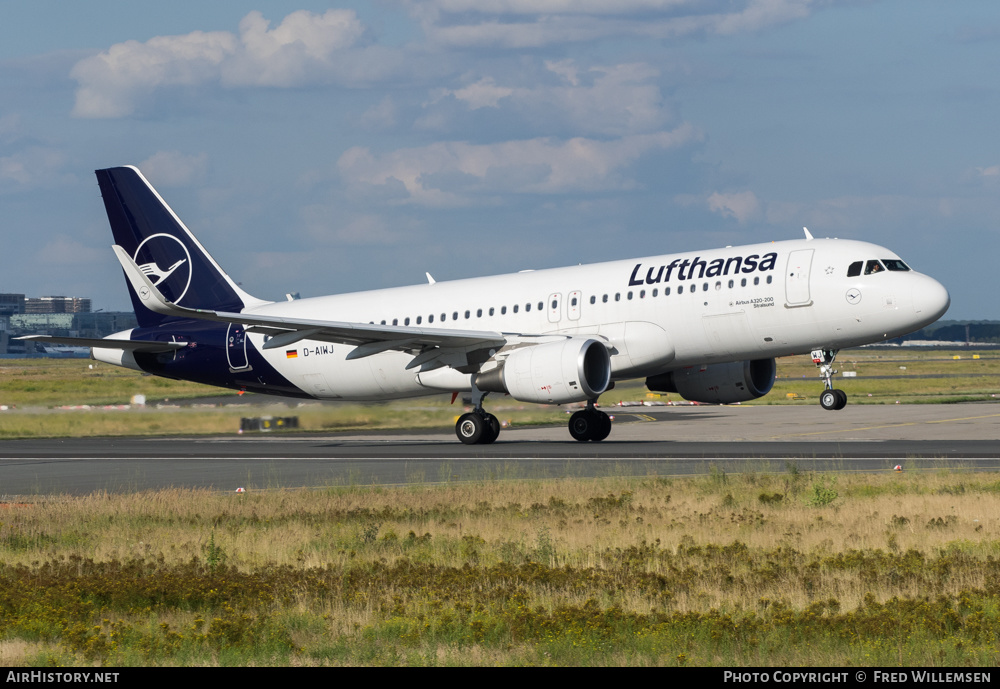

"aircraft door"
[547,293,562,323]
[226,323,250,370]
[785,249,814,307]
[567,290,582,321]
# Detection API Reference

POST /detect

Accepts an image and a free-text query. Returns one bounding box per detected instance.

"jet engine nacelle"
[646,358,776,404]
[476,338,612,404]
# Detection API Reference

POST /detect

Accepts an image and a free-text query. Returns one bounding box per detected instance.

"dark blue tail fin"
[96,166,262,328]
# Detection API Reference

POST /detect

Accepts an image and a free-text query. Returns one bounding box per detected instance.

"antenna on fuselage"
[803,227,814,241]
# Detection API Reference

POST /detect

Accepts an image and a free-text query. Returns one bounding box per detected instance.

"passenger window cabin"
[377,271,800,331]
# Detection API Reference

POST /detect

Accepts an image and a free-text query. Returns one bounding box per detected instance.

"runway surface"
[1,404,998,494]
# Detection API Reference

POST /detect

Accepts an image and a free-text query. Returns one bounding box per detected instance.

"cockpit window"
[864,260,884,275]
[882,259,910,271]
[847,261,863,277]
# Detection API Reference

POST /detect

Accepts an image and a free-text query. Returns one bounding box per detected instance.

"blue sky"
[1,1,997,320]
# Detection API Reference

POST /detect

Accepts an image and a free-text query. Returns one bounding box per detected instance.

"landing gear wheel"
[456,412,485,444]
[456,411,501,444]
[812,349,847,411]
[820,389,847,411]
[482,413,501,444]
[569,409,596,441]
[569,409,612,441]
[592,411,612,441]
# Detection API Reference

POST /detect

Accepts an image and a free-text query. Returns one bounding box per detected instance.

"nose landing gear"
[812,349,847,410]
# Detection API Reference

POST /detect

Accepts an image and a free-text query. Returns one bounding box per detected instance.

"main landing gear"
[812,348,847,410]
[455,384,501,445]
[568,400,612,442]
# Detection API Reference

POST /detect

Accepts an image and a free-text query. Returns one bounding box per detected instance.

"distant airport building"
[10,313,76,331]
[1,309,138,356]
[0,293,26,316]
[72,311,138,338]
[0,291,145,355]
[24,296,91,314]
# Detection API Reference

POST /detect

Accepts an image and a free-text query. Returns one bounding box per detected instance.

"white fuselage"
[233,237,949,401]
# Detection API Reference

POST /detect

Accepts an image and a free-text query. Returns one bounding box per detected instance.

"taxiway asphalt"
[1,404,998,494]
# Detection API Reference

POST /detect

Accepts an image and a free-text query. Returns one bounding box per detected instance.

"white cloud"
[138,151,208,187]
[70,10,365,118]
[545,60,579,86]
[0,147,73,191]
[361,96,399,130]
[707,190,761,223]
[221,10,364,87]
[338,124,700,206]
[410,0,824,48]
[450,77,514,109]
[433,61,669,136]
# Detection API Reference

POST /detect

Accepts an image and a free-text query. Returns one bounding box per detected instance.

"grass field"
[0,348,998,439]
[1,470,998,666]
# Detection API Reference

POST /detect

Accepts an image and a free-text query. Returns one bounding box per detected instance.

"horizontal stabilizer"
[17,335,186,353]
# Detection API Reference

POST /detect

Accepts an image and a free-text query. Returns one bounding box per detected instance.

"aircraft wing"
[111,245,509,370]
[16,335,186,353]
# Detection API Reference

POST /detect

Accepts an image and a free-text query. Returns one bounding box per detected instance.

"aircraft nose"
[913,274,950,322]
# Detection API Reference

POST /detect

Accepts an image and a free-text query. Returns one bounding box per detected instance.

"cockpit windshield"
[847,258,911,277]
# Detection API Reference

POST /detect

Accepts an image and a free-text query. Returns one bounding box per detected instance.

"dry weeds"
[1,469,998,665]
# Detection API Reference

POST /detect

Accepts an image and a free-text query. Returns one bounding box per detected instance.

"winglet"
[803,227,814,241]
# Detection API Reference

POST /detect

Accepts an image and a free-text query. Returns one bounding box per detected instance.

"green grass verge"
[2,349,998,439]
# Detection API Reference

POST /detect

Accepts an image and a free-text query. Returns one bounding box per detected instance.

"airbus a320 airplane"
[23,167,950,444]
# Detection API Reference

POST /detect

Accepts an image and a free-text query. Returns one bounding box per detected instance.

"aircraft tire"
[456,412,485,444]
[569,409,597,441]
[820,389,841,411]
[834,389,848,410]
[482,413,501,444]
[592,411,612,442]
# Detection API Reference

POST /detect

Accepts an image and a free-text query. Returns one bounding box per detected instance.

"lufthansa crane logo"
[133,233,192,305]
